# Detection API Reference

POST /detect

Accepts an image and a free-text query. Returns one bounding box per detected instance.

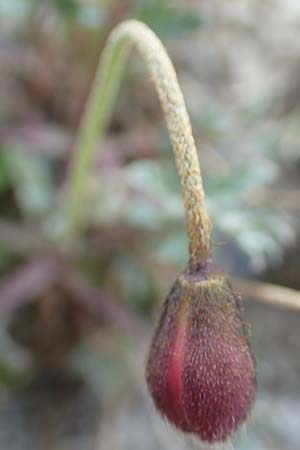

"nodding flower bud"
[146,261,256,443]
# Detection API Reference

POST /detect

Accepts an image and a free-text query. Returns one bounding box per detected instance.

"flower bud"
[146,262,256,443]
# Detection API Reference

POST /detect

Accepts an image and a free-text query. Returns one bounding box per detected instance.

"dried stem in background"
[234,277,300,312]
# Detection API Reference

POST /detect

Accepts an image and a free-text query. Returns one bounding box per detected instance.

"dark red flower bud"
[146,261,256,443]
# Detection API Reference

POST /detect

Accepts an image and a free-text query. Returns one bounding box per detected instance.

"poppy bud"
[146,261,256,443]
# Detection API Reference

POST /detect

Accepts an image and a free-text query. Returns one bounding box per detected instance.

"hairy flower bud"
[146,261,256,443]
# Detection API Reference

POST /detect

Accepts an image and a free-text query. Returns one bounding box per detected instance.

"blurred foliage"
[0,0,299,407]
[0,2,299,449]
[0,0,297,272]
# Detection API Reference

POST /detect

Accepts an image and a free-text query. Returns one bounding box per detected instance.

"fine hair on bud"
[146,260,256,443]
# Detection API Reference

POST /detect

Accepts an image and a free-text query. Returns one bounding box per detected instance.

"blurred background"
[0,1,300,449]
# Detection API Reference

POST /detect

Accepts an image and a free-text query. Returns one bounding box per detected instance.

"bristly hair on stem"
[65,19,212,269]
[64,20,257,443]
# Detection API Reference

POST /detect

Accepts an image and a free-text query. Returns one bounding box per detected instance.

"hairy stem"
[67,20,211,267]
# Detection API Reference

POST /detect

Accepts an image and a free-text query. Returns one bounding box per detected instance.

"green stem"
[66,20,212,268]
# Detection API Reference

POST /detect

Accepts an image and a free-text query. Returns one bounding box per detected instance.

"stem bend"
[67,20,211,267]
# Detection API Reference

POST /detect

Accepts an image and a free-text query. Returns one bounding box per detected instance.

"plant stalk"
[66,20,212,268]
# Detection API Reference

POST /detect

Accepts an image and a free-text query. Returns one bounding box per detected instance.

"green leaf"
[29,0,79,17]
[137,0,204,38]
[3,148,56,219]
[0,149,11,193]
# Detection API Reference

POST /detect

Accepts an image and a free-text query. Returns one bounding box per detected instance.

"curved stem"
[66,20,211,268]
